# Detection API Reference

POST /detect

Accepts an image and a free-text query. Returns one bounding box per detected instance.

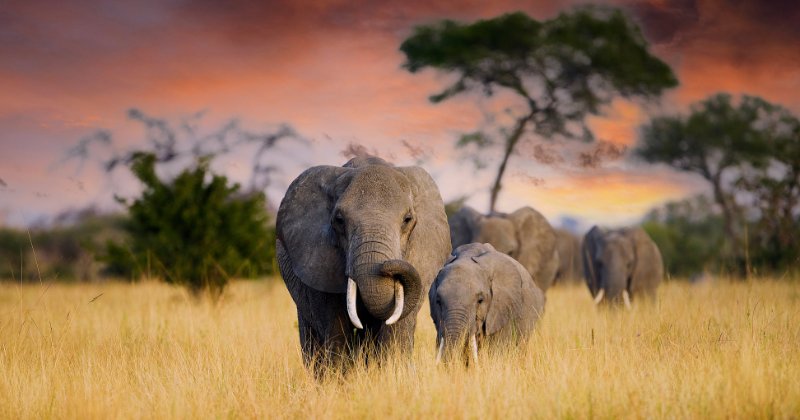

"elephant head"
[473,217,518,257]
[449,206,559,291]
[429,243,545,365]
[277,157,451,327]
[582,226,663,307]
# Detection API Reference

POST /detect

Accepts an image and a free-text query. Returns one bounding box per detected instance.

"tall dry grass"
[1,278,798,418]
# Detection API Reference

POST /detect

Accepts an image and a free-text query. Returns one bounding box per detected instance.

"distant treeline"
[0,209,125,281]
[643,195,800,279]
[0,205,278,283]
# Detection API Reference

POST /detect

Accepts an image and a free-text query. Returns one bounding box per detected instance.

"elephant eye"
[333,211,345,227]
[403,212,413,226]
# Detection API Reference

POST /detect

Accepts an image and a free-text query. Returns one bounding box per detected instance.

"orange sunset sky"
[1,0,799,228]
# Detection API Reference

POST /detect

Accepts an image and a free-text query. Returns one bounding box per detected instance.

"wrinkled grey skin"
[276,156,451,370]
[430,243,545,365]
[449,206,559,292]
[554,229,583,285]
[582,226,663,306]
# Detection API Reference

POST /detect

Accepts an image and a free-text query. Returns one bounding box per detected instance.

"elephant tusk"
[435,339,444,364]
[385,282,404,325]
[470,334,479,364]
[593,288,605,305]
[622,290,632,309]
[347,278,364,329]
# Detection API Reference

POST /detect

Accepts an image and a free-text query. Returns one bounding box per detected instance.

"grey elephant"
[449,206,559,291]
[276,156,451,370]
[554,228,583,285]
[581,226,663,307]
[430,243,545,365]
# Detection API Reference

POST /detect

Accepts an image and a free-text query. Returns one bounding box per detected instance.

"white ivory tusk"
[435,339,444,364]
[385,282,404,325]
[347,278,363,329]
[622,290,632,309]
[593,288,605,305]
[470,334,479,364]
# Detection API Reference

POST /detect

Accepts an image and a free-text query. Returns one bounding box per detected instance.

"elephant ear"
[582,226,604,295]
[448,206,482,249]
[276,165,351,293]
[626,227,664,292]
[507,207,558,290]
[398,166,452,292]
[478,251,531,336]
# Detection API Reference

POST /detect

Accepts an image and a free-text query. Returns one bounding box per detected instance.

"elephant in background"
[276,156,451,371]
[554,228,582,285]
[582,226,663,307]
[429,243,545,365]
[449,206,559,291]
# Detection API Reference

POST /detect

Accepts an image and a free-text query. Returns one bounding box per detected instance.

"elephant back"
[448,206,482,249]
[507,206,558,292]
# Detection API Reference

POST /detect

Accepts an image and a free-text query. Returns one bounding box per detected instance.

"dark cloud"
[626,0,700,45]
[577,141,628,169]
[340,141,382,160]
[625,0,800,63]
[619,0,800,110]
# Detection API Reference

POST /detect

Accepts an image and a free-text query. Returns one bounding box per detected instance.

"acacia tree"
[636,94,793,271]
[400,8,676,212]
[736,109,800,270]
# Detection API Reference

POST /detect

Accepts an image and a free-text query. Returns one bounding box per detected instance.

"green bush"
[101,153,275,296]
[642,195,727,277]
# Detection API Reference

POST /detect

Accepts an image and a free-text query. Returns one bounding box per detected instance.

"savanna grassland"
[1,278,799,419]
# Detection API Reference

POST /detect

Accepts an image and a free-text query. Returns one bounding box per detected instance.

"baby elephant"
[429,243,545,365]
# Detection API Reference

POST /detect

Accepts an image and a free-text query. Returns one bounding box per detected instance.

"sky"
[1,0,799,229]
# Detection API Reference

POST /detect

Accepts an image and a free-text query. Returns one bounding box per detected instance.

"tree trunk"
[710,174,744,274]
[488,113,536,213]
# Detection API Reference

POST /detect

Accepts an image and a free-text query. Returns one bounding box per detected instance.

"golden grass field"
[2,277,799,419]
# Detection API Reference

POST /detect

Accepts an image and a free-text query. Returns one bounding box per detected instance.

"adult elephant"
[582,226,663,308]
[449,205,559,291]
[276,156,451,370]
[554,229,582,285]
[430,243,545,365]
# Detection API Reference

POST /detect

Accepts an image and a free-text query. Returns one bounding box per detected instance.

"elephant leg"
[279,243,355,369]
[295,295,358,375]
[376,312,417,356]
[297,312,322,370]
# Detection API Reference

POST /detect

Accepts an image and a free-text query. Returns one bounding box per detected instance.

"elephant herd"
[276,157,663,371]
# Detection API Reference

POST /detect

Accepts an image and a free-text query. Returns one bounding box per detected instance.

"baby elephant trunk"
[347,259,421,329]
[437,319,479,365]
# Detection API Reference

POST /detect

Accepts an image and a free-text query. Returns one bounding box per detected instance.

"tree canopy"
[637,93,800,274]
[400,7,677,211]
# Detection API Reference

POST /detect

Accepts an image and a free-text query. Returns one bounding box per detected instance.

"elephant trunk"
[348,236,421,324]
[600,264,626,305]
[438,311,473,364]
